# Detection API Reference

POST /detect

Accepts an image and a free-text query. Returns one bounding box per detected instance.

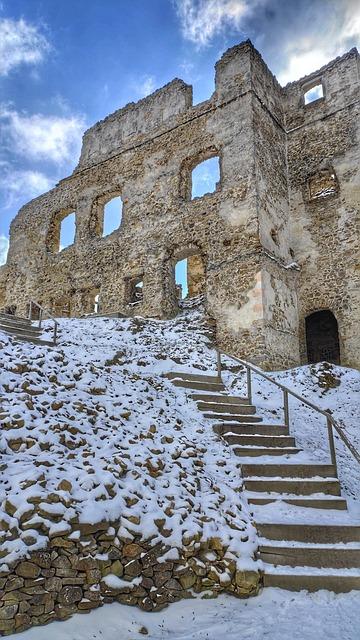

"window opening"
[191,157,220,199]
[127,277,143,305]
[304,83,323,105]
[59,212,76,251]
[103,196,123,237]
[175,254,205,300]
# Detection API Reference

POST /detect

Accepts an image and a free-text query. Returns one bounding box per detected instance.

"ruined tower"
[0,41,359,369]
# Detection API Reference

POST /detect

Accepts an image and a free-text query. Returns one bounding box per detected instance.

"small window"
[127,277,143,305]
[304,83,323,105]
[191,157,220,199]
[309,170,338,200]
[59,212,76,251]
[103,196,123,237]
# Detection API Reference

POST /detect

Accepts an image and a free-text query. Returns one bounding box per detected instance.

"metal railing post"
[327,415,338,476]
[283,388,290,429]
[246,366,252,405]
[216,350,222,381]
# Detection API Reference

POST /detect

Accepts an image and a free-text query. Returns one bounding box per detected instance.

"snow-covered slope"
[0,307,256,571]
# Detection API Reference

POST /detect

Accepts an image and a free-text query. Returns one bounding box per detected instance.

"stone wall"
[0,527,260,635]
[0,41,359,369]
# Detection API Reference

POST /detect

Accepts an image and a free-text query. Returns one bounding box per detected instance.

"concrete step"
[204,413,263,422]
[259,544,360,568]
[241,463,336,478]
[257,523,360,543]
[0,314,32,328]
[233,446,301,457]
[263,570,360,592]
[225,435,296,447]
[0,323,41,336]
[14,335,54,347]
[171,380,226,392]
[214,424,289,436]
[191,393,249,405]
[244,478,341,495]
[247,495,347,509]
[197,401,256,415]
[166,372,221,383]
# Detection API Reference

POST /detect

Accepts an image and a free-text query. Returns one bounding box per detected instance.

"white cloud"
[0,168,53,209]
[0,107,86,165]
[175,0,255,47]
[278,2,360,84]
[135,75,156,98]
[0,235,9,265]
[0,17,50,76]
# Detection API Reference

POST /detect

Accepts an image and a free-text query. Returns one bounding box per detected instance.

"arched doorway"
[305,310,340,364]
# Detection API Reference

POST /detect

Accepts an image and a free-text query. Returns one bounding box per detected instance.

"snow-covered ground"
[11,588,360,640]
[1,303,360,638]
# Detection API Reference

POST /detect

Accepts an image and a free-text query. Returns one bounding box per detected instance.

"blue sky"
[0,0,359,268]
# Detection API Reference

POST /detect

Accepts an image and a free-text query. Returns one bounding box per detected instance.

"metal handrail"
[28,300,59,345]
[216,349,360,472]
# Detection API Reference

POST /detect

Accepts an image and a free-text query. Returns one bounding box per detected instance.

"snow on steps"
[168,369,360,592]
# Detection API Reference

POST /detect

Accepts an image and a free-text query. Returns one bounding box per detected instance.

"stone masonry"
[0,41,359,369]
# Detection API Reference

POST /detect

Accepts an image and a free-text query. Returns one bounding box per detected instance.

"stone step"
[247,495,347,510]
[215,424,289,436]
[191,393,249,405]
[170,380,226,392]
[166,372,221,383]
[259,544,360,568]
[225,435,296,447]
[263,571,360,592]
[244,478,341,495]
[233,446,301,457]
[257,523,360,543]
[204,413,263,422]
[197,402,256,415]
[241,463,336,478]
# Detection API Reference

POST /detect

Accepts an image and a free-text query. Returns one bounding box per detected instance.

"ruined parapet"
[77,78,193,170]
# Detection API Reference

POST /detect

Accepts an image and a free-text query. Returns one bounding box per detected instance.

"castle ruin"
[0,41,359,369]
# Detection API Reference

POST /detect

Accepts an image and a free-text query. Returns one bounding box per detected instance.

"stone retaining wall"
[0,525,260,635]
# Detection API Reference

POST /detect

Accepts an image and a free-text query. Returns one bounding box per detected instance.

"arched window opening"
[309,169,338,200]
[305,310,340,365]
[103,196,123,237]
[47,210,76,253]
[126,276,144,305]
[304,82,324,105]
[191,157,220,199]
[175,254,205,300]
[94,293,100,313]
[59,212,75,251]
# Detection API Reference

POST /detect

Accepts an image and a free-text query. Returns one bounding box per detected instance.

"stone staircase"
[166,370,360,592]
[0,312,54,346]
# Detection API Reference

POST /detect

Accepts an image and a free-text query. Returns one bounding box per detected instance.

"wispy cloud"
[0,234,9,265]
[0,166,53,209]
[0,106,86,164]
[0,17,50,76]
[278,2,360,84]
[134,75,157,98]
[175,0,255,47]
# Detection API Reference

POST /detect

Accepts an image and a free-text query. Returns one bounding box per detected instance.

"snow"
[10,589,360,640]
[0,305,257,569]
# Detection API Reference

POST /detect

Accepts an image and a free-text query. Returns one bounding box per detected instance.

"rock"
[139,625,149,634]
[109,560,123,577]
[0,603,18,620]
[178,570,196,589]
[15,562,41,579]
[235,570,260,596]
[45,577,63,592]
[164,578,182,591]
[5,576,24,592]
[58,586,83,606]
[15,613,31,629]
[122,543,142,558]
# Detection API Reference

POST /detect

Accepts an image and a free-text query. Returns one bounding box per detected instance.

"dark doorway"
[305,310,340,364]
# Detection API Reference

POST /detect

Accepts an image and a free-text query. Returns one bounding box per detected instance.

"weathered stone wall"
[0,528,260,635]
[1,41,359,369]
